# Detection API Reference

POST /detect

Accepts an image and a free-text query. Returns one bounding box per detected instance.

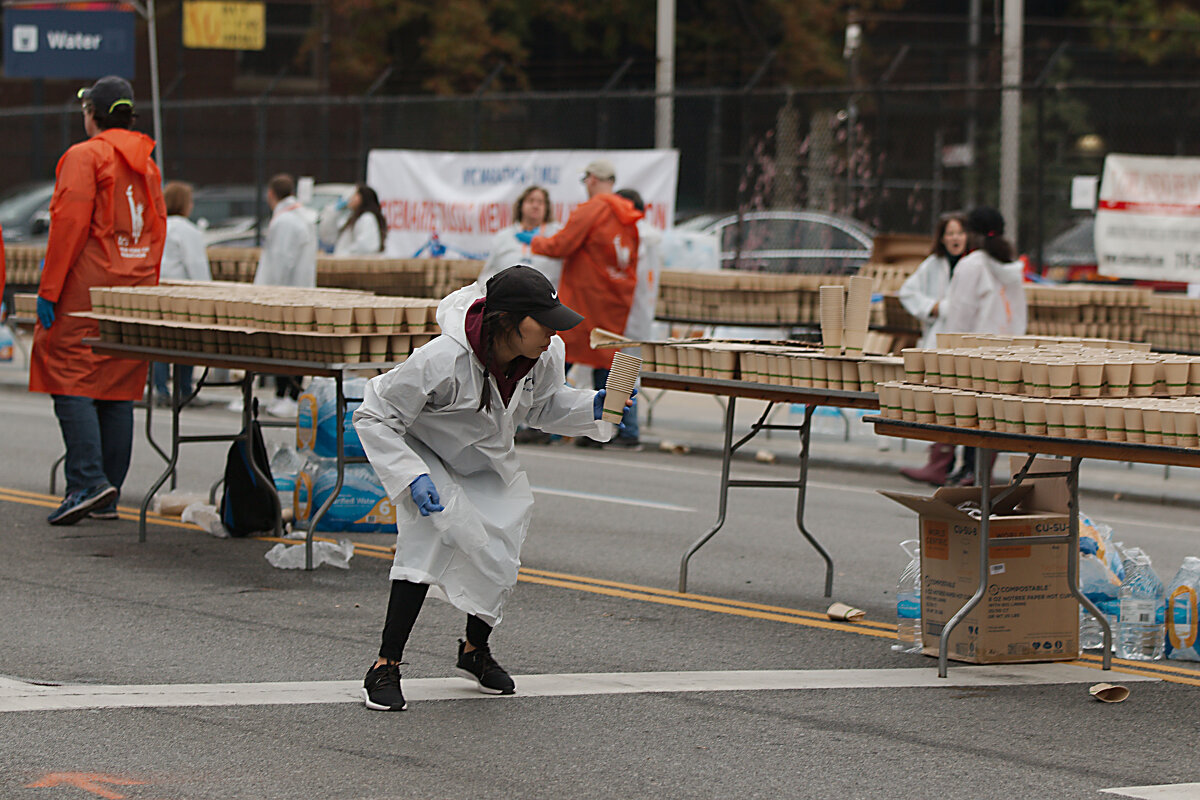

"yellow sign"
[183,1,265,51]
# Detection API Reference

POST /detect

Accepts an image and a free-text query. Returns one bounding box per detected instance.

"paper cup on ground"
[602,352,642,423]
[826,602,866,622]
[1083,403,1107,440]
[951,392,977,428]
[1089,683,1130,703]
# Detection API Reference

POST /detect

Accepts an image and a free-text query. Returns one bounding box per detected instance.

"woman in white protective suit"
[353,265,633,711]
[940,205,1028,486]
[897,211,968,486]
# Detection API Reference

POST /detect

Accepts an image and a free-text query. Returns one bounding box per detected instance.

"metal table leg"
[139,366,185,543]
[679,395,738,592]
[678,400,835,598]
[938,447,994,678]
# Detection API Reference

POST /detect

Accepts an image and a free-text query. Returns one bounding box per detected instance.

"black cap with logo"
[77,75,135,116]
[484,265,583,331]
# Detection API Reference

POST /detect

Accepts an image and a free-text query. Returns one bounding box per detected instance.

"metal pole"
[965,0,981,207]
[999,0,1023,245]
[146,0,164,171]
[655,0,675,150]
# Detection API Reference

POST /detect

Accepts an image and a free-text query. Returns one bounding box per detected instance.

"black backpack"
[219,399,277,536]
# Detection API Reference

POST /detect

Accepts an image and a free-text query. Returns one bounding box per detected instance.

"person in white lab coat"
[254,174,317,416]
[897,212,967,486]
[153,181,211,403]
[476,185,562,288]
[353,265,632,711]
[332,184,386,256]
[941,205,1027,486]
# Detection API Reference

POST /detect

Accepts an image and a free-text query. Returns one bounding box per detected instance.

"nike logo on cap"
[551,291,558,300]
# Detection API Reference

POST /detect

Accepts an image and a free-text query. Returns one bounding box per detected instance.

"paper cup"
[826,602,866,621]
[1104,404,1127,442]
[1161,407,1177,447]
[951,392,978,428]
[899,385,916,422]
[1128,361,1154,397]
[1048,362,1076,398]
[1142,407,1163,445]
[1044,400,1065,437]
[1001,397,1024,434]
[975,394,995,431]
[1083,403,1107,440]
[1174,409,1198,448]
[922,350,941,386]
[996,358,1023,394]
[1077,363,1104,398]
[1089,683,1130,703]
[1061,402,1085,439]
[982,357,1000,393]
[901,349,925,383]
[933,389,956,426]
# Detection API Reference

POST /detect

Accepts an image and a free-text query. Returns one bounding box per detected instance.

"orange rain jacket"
[530,193,643,369]
[30,129,166,400]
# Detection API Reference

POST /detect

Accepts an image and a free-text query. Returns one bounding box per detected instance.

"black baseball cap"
[485,265,583,331]
[77,76,134,116]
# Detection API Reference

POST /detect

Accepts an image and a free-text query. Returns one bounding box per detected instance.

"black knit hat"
[967,206,1005,238]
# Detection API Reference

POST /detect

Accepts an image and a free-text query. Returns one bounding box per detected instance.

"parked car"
[0,181,55,244]
[675,209,875,274]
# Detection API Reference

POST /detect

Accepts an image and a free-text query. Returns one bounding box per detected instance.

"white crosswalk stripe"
[0,663,1156,713]
[1101,784,1200,799]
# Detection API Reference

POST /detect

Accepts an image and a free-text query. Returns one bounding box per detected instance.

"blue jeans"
[153,363,194,399]
[588,366,639,440]
[52,395,134,496]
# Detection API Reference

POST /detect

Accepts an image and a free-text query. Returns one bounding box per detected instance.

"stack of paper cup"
[602,352,642,423]
[819,285,845,354]
[843,275,873,355]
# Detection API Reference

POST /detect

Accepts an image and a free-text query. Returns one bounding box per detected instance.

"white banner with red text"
[1096,154,1200,281]
[366,148,679,259]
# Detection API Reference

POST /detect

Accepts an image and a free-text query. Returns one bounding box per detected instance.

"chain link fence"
[4,80,1200,256]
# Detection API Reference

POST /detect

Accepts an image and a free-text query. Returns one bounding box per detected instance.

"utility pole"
[655,0,675,149]
[999,0,1023,244]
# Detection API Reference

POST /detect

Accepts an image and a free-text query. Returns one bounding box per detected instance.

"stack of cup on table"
[602,352,642,424]
[842,275,873,356]
[819,285,845,355]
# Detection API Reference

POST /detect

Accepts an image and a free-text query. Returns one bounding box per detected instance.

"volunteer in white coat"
[941,205,1028,486]
[254,173,317,416]
[897,212,967,486]
[353,265,633,711]
[332,184,386,256]
[476,185,562,288]
[153,181,211,403]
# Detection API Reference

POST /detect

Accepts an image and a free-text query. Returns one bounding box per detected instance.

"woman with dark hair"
[897,212,968,485]
[476,185,562,287]
[352,265,631,711]
[333,184,386,255]
[941,205,1028,486]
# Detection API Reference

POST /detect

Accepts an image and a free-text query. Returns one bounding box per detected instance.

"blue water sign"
[4,9,135,79]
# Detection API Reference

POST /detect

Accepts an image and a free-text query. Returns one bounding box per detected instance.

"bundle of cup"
[602,352,643,423]
[842,275,873,356]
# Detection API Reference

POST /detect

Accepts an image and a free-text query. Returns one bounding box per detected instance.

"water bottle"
[1165,557,1200,661]
[1117,551,1166,661]
[892,539,922,654]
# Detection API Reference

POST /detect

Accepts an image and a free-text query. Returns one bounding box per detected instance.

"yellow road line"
[3,487,1199,687]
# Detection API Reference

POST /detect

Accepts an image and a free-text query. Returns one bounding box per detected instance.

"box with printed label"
[881,465,1079,664]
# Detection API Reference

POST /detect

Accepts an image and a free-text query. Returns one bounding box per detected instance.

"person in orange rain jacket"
[527,159,644,447]
[30,76,167,526]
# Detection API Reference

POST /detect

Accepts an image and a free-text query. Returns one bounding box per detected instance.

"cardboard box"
[881,465,1079,664]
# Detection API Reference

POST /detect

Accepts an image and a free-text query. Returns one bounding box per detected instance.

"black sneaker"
[455,639,515,695]
[574,437,604,449]
[47,484,118,526]
[362,662,406,711]
[610,436,642,450]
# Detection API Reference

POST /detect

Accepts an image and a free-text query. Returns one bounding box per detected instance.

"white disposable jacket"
[353,283,613,625]
[161,215,211,282]
[623,219,662,341]
[254,196,317,287]
[476,223,563,289]
[898,254,952,348]
[333,213,384,256]
[942,249,1028,336]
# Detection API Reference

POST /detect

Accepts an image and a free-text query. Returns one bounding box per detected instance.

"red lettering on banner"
[382,199,478,233]
[477,203,511,234]
[1098,200,1200,216]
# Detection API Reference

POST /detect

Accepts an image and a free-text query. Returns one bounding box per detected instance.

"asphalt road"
[1,383,1198,800]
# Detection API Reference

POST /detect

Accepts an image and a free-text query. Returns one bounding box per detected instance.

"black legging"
[378,579,492,662]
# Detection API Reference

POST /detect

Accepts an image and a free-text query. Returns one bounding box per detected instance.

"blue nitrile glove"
[593,387,637,421]
[0,301,6,321]
[335,196,348,211]
[515,227,539,245]
[36,297,56,329]
[409,474,443,516]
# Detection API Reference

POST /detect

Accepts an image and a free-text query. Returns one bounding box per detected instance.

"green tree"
[1075,0,1200,63]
